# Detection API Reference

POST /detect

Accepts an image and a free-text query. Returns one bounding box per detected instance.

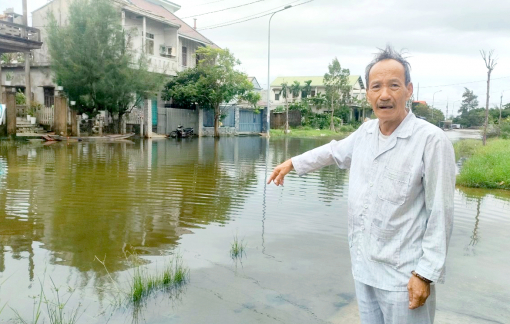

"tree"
[412,103,445,126]
[324,58,350,130]
[163,47,255,137]
[46,0,163,132]
[459,88,479,116]
[302,80,312,98]
[481,50,497,145]
[280,82,290,133]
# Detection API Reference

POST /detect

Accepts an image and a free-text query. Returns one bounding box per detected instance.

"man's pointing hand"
[267,159,294,186]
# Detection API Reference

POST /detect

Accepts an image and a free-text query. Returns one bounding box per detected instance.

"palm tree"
[280,82,290,133]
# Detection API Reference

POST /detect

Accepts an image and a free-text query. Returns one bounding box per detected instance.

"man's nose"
[380,86,391,100]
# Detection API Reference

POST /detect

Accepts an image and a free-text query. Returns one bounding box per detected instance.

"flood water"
[0,131,508,323]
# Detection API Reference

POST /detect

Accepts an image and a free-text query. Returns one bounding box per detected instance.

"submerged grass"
[130,255,189,304]
[230,235,246,260]
[456,139,510,190]
[11,278,82,324]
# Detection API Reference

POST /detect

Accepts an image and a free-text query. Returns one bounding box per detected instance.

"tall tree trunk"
[483,70,491,146]
[285,99,289,133]
[214,104,220,138]
[330,94,335,131]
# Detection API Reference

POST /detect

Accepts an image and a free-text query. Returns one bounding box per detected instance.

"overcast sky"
[3,0,510,116]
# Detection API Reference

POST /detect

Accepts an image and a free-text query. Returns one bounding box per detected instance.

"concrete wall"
[0,65,53,105]
[178,36,200,71]
[32,0,72,64]
[157,107,199,135]
[123,12,179,75]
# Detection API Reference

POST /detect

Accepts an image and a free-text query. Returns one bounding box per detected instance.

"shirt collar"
[366,111,416,139]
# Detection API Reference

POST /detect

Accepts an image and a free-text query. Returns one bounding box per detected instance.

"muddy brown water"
[0,131,508,323]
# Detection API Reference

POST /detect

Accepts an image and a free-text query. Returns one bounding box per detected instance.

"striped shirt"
[291,112,456,291]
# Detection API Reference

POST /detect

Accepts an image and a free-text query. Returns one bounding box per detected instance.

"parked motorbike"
[169,125,195,138]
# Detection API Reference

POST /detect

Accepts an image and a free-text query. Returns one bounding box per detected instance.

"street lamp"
[432,90,442,120]
[266,5,293,135]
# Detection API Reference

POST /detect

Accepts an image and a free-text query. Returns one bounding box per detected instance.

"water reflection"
[456,186,510,257]
[0,138,265,284]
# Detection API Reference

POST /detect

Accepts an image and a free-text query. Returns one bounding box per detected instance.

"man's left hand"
[407,275,430,309]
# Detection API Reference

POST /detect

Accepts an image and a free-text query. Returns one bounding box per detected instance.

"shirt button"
[361,226,365,231]
[374,160,378,164]
[364,204,368,209]
[369,182,374,187]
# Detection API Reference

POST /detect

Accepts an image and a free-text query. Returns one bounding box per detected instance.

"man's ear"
[406,82,414,101]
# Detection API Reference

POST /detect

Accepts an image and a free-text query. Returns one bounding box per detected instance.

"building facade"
[269,75,370,122]
[1,0,218,134]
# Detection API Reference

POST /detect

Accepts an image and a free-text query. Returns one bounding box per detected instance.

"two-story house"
[269,75,370,122]
[1,0,218,133]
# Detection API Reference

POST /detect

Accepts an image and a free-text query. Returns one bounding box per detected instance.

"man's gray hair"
[365,45,411,88]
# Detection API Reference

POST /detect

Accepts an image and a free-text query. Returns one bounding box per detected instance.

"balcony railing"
[0,20,41,42]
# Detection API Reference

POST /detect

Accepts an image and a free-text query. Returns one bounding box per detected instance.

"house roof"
[270,75,365,89]
[128,0,218,47]
[248,77,262,90]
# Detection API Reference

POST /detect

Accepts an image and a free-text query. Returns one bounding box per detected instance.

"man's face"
[366,59,413,124]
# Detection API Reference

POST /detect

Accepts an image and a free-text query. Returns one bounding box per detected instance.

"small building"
[269,75,369,122]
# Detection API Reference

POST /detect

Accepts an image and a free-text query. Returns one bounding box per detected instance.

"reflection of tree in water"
[457,187,486,256]
[0,139,262,288]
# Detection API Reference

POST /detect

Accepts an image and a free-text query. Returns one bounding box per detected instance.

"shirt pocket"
[377,167,411,205]
[367,222,401,268]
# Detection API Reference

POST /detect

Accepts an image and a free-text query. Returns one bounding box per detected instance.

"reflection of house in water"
[0,139,264,285]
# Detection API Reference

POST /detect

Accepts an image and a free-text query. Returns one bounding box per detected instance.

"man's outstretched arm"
[267,126,362,186]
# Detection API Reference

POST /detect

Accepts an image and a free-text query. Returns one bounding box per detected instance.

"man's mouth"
[378,105,393,109]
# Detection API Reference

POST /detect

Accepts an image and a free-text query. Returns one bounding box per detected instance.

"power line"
[196,0,303,29]
[419,76,510,89]
[181,0,268,19]
[192,0,231,7]
[198,0,313,31]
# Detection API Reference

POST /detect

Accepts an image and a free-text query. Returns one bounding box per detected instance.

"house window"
[182,46,188,67]
[43,87,55,107]
[145,32,154,55]
[311,90,316,97]
[275,93,280,101]
[301,90,307,98]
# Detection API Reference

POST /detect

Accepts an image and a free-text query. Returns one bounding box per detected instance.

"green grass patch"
[456,139,510,190]
[453,139,483,160]
[130,256,189,304]
[269,126,354,138]
[230,234,246,260]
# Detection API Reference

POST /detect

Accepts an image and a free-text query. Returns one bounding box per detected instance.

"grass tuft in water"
[230,235,246,260]
[11,278,82,324]
[130,255,189,304]
[456,139,510,189]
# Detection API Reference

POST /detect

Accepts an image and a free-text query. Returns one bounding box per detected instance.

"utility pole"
[416,83,419,101]
[23,0,32,109]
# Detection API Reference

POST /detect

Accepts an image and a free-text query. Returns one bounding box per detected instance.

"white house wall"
[178,37,200,71]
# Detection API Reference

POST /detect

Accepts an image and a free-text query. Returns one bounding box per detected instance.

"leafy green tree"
[46,0,163,132]
[324,58,350,130]
[302,80,312,98]
[280,82,290,132]
[163,47,255,137]
[412,103,445,126]
[459,88,479,116]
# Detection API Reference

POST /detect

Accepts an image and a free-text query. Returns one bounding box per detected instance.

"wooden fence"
[37,106,54,127]
[270,110,301,129]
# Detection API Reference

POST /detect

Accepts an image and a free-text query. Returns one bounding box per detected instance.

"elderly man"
[268,46,455,324]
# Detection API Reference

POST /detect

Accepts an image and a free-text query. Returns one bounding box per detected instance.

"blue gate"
[239,109,262,133]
